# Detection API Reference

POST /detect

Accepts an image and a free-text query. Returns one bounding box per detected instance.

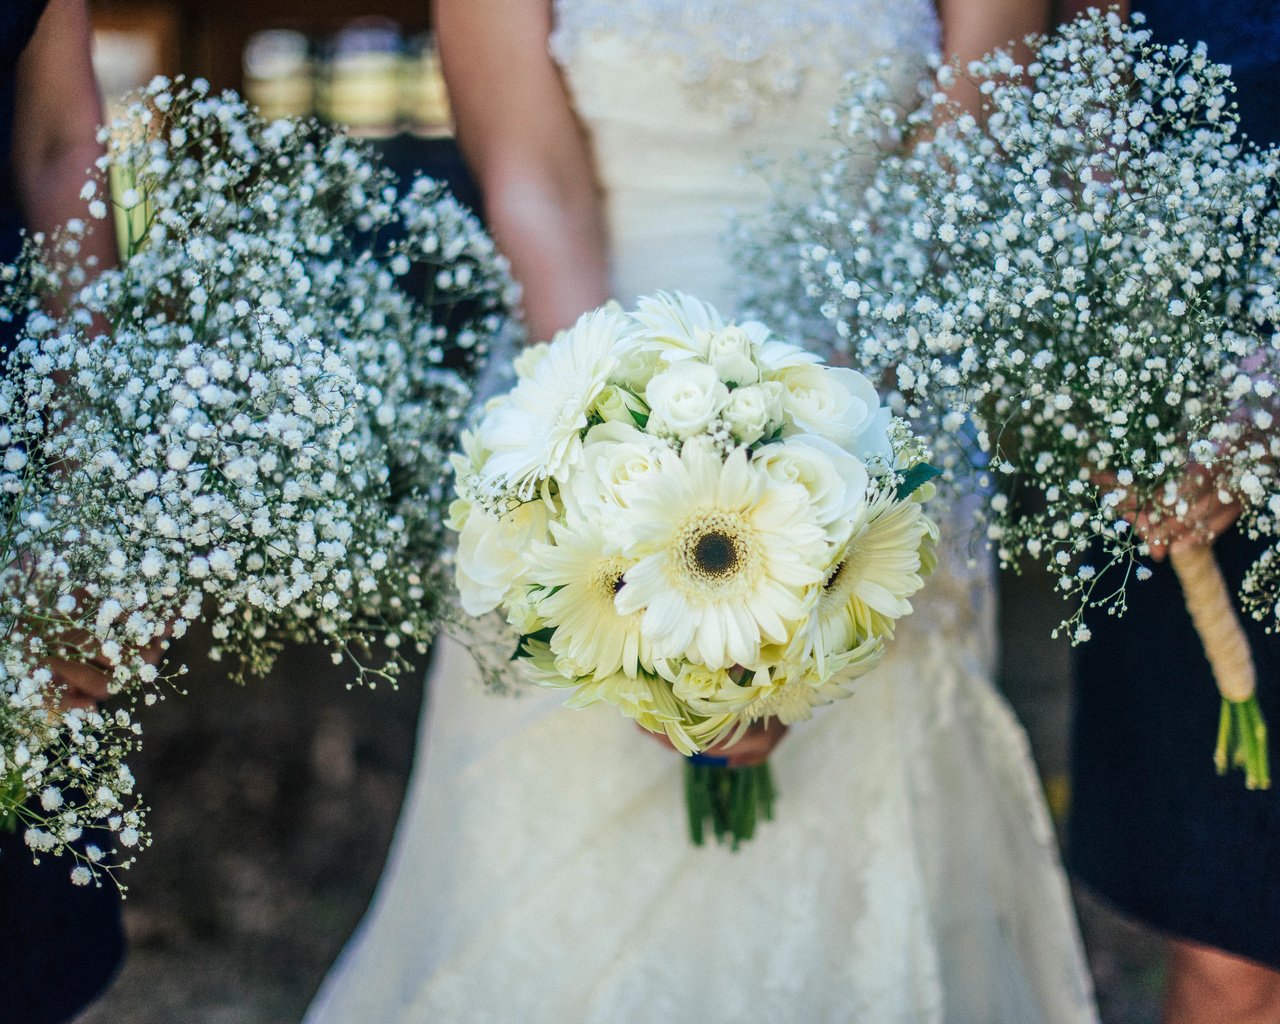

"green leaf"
[629,408,650,429]
[895,463,941,500]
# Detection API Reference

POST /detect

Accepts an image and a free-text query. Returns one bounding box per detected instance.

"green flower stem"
[1215,695,1271,791]
[0,771,26,835]
[684,760,776,850]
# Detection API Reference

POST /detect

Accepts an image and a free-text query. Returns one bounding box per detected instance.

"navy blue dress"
[0,4,127,1021]
[0,1,43,269]
[1068,0,1280,969]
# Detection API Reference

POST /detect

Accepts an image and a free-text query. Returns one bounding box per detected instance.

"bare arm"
[13,0,125,709]
[938,0,1051,116]
[435,0,610,342]
[12,0,113,271]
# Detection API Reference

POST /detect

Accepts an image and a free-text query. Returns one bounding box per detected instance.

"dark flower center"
[823,541,866,599]
[694,532,738,577]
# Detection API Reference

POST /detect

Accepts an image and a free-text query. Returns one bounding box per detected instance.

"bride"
[306,2,1099,1022]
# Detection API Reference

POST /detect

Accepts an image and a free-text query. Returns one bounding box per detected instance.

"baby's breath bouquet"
[754,11,1280,787]
[0,435,165,882]
[0,76,516,883]
[449,293,938,846]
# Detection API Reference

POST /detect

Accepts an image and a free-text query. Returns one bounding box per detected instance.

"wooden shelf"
[90,0,432,90]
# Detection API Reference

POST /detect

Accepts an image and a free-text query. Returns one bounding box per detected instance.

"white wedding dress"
[305,3,1099,1022]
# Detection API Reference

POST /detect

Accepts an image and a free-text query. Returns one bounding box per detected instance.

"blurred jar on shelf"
[243,29,314,120]
[402,32,452,137]
[317,18,402,137]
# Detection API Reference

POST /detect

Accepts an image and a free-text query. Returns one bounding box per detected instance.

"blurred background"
[74,2,1164,1021]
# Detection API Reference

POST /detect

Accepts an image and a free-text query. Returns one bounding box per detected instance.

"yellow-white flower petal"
[616,441,827,671]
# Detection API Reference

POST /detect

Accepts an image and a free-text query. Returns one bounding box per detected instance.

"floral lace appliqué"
[549,0,939,125]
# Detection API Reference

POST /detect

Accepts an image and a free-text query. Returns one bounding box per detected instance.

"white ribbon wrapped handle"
[1169,543,1256,704]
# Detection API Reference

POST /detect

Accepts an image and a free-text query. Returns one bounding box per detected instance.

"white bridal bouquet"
[0,76,516,883]
[450,293,938,845]
[748,11,1280,786]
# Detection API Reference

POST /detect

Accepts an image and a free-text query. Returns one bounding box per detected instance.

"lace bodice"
[550,0,940,125]
[547,0,938,316]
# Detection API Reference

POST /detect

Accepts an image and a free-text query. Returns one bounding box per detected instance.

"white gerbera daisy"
[478,307,625,498]
[630,292,771,385]
[616,441,826,671]
[630,291,726,358]
[568,672,706,755]
[687,637,883,734]
[520,637,705,754]
[529,511,650,680]
[801,489,937,673]
[738,647,882,722]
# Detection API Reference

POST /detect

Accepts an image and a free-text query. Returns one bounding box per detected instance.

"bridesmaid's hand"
[640,719,788,767]
[50,655,112,711]
[43,602,170,711]
[1096,465,1241,562]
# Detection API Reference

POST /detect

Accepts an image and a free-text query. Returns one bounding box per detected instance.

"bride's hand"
[640,719,788,768]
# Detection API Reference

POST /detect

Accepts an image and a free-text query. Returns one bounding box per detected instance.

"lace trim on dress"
[549,0,941,125]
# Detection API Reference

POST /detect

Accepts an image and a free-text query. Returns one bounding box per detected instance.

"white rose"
[610,335,664,391]
[672,664,734,705]
[775,364,879,449]
[856,405,896,471]
[454,499,550,616]
[758,338,821,375]
[645,362,728,440]
[506,591,547,635]
[569,421,669,510]
[721,382,783,445]
[591,384,647,426]
[703,325,762,385]
[755,435,868,540]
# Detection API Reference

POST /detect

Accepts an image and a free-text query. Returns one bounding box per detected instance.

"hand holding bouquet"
[0,76,516,883]
[450,293,938,845]
[772,11,1280,786]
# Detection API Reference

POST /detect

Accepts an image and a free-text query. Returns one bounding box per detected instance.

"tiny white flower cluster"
[0,77,517,884]
[744,11,1280,637]
[450,293,938,753]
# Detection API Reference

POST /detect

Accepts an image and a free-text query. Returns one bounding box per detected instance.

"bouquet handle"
[1168,543,1270,789]
[684,760,775,849]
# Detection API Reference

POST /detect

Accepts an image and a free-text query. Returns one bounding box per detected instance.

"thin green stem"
[1216,695,1271,791]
